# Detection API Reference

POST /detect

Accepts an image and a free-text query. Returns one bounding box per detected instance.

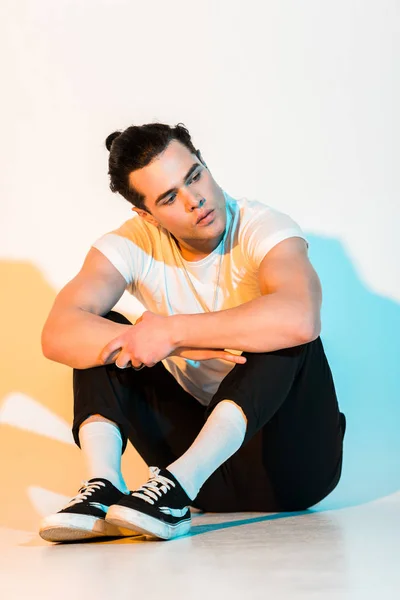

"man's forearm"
[172,293,316,353]
[42,308,131,369]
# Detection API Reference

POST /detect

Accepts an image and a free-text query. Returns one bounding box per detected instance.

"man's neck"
[172,232,225,262]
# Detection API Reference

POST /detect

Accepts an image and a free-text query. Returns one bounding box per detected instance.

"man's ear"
[131,206,160,228]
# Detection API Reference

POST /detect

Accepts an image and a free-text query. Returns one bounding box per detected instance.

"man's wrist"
[169,314,186,348]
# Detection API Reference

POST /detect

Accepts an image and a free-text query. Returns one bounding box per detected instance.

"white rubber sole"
[39,512,139,543]
[106,505,192,540]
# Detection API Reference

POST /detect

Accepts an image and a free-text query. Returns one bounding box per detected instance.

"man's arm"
[43,247,247,370]
[41,247,131,369]
[172,237,322,353]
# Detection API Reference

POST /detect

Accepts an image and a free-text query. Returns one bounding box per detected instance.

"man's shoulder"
[228,194,304,247]
[92,215,159,263]
[97,215,162,252]
[227,195,280,233]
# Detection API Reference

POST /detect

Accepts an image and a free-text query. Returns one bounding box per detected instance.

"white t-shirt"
[92,190,308,406]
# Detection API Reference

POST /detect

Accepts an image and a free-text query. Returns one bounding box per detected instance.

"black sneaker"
[39,478,139,542]
[106,467,192,540]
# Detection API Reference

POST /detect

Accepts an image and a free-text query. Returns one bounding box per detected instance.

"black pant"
[73,311,346,513]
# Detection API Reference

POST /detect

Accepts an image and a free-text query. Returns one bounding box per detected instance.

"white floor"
[1,493,399,600]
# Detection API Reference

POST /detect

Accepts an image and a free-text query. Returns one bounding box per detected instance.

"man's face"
[128,140,226,255]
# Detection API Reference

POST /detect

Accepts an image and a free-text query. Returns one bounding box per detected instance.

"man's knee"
[79,414,119,430]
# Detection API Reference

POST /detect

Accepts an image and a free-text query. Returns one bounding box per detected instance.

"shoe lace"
[131,467,175,505]
[64,481,105,509]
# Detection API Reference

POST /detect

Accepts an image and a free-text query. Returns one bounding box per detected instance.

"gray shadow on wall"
[306,234,400,510]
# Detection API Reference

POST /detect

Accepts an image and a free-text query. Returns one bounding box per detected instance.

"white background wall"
[1,0,399,526]
[2,0,399,301]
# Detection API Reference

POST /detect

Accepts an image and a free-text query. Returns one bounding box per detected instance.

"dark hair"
[105,122,199,212]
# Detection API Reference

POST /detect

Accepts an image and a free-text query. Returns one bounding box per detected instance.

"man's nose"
[182,188,204,210]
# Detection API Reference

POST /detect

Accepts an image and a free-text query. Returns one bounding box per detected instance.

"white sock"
[167,400,247,501]
[79,421,129,494]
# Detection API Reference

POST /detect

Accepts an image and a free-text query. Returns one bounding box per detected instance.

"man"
[39,122,346,543]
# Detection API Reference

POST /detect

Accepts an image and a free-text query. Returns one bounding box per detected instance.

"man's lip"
[196,210,214,224]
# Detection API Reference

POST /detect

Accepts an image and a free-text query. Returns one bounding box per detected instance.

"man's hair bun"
[105,131,122,152]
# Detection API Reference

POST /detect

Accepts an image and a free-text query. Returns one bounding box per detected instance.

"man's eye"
[164,196,175,205]
[191,172,201,183]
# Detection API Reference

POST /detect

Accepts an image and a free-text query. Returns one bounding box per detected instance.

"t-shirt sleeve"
[240,202,309,269]
[91,217,152,287]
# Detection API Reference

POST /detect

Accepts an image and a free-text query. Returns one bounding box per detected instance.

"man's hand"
[99,311,176,368]
[99,311,247,368]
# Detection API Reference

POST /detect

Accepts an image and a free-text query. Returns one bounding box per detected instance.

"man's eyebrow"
[154,163,201,206]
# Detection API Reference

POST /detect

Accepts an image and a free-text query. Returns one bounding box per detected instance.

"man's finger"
[220,352,246,363]
[99,338,124,364]
[115,360,129,369]
[174,348,246,363]
[204,349,246,363]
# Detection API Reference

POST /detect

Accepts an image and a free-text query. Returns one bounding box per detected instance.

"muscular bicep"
[258,237,322,338]
[258,237,318,295]
[49,247,128,317]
